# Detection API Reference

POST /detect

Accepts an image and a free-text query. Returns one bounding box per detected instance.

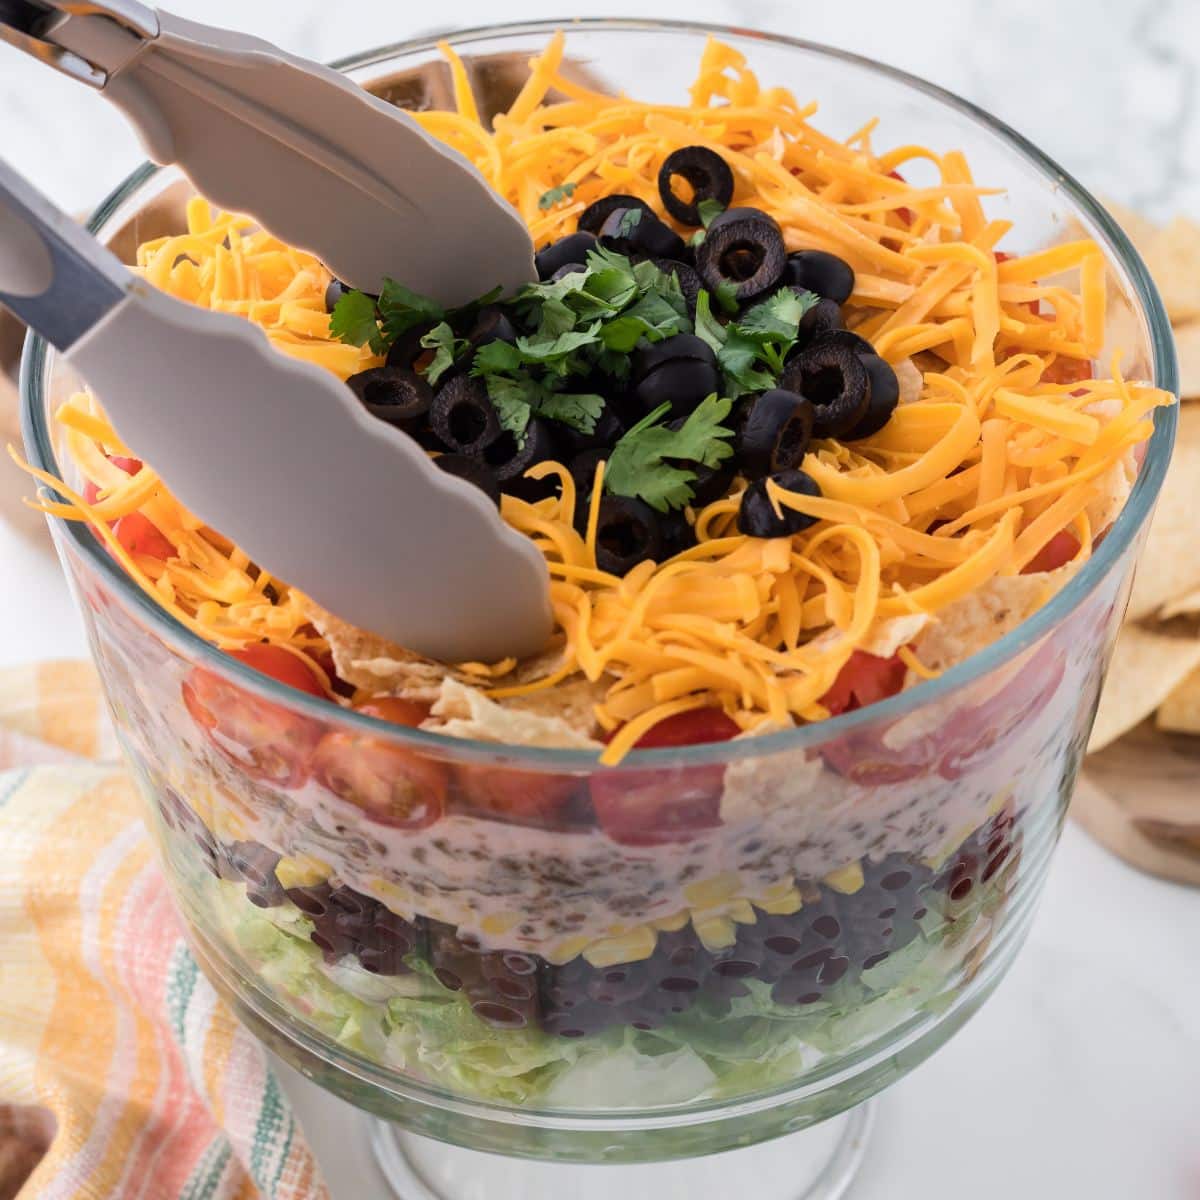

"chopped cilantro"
[483,374,538,442]
[329,290,386,355]
[713,278,741,315]
[538,181,578,210]
[378,278,445,344]
[605,395,735,512]
[537,391,605,434]
[697,197,725,227]
[613,207,645,238]
[419,322,469,385]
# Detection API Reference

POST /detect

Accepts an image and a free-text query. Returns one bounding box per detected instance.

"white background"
[2,2,1200,1196]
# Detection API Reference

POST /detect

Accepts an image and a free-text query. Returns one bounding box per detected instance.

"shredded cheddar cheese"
[24,32,1172,762]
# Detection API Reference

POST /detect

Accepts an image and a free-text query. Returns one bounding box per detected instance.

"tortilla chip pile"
[1090,204,1200,751]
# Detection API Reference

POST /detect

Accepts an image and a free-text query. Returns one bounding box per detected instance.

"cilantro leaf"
[514,325,602,368]
[599,292,690,352]
[717,328,777,395]
[694,290,727,357]
[697,197,725,227]
[378,278,444,344]
[713,278,740,315]
[472,339,525,375]
[537,391,605,435]
[329,290,386,355]
[419,322,469,385]
[613,208,644,238]
[538,181,577,210]
[605,395,735,512]
[482,374,537,443]
[738,287,818,340]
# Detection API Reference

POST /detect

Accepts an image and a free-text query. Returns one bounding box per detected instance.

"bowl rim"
[21,16,1180,771]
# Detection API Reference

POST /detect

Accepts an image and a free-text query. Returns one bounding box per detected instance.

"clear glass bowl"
[21,15,1177,1174]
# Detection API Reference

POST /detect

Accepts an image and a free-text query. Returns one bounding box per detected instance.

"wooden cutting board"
[1077,722,1200,886]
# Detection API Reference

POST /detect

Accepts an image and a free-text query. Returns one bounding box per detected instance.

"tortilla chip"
[425,677,602,749]
[1142,216,1200,325]
[1159,587,1200,620]
[1127,405,1200,620]
[1156,665,1200,734]
[861,612,931,658]
[501,674,609,738]
[300,596,452,700]
[909,566,1076,676]
[1100,198,1161,255]
[1085,454,1135,537]
[894,357,923,405]
[1088,624,1200,751]
[1173,322,1200,401]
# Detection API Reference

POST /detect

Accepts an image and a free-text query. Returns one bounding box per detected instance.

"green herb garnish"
[419,322,470,386]
[697,197,725,228]
[605,395,735,512]
[538,181,578,210]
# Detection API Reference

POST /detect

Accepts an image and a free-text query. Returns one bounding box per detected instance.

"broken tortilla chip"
[1173,322,1200,401]
[1157,665,1200,734]
[1088,624,1200,751]
[1126,405,1200,621]
[1142,216,1200,326]
[425,677,602,749]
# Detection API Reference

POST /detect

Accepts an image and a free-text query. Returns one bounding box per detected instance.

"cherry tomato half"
[182,644,326,787]
[1021,530,1080,575]
[311,695,446,830]
[83,454,142,505]
[591,708,740,846]
[887,170,915,227]
[113,511,175,561]
[820,650,908,717]
[1041,356,1093,386]
[451,764,582,829]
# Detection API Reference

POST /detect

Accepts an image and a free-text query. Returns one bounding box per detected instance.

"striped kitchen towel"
[0,660,328,1200]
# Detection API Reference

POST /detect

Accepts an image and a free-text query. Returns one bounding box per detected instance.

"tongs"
[1,157,553,662]
[0,0,536,302]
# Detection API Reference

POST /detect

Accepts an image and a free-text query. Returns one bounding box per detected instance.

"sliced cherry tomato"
[820,650,908,717]
[1041,356,1093,386]
[311,695,445,830]
[887,169,915,227]
[182,645,326,787]
[451,764,582,828]
[591,709,739,846]
[1021,530,1080,575]
[83,455,143,504]
[819,650,936,784]
[113,511,175,561]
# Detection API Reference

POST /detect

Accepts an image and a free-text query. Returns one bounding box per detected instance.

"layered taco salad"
[24,34,1173,1105]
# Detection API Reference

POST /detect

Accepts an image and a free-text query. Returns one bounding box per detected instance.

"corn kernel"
[824,862,865,894]
[274,854,331,890]
[583,926,657,968]
[683,871,741,909]
[695,916,737,952]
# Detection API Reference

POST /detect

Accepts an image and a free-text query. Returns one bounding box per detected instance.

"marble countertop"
[2,1,1199,1195]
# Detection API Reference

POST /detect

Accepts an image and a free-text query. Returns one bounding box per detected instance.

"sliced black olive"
[658,146,735,226]
[386,319,439,370]
[806,328,875,357]
[433,453,501,506]
[793,297,845,350]
[660,509,699,558]
[429,376,502,456]
[346,367,433,429]
[736,388,815,479]
[779,341,869,438]
[633,333,716,379]
[535,231,598,280]
[465,305,518,350]
[695,207,786,302]
[737,470,821,538]
[598,206,687,260]
[650,257,703,316]
[324,279,350,314]
[484,418,556,484]
[554,401,625,456]
[845,353,900,440]
[783,250,855,304]
[633,333,721,418]
[577,193,653,235]
[569,448,610,507]
[593,496,663,575]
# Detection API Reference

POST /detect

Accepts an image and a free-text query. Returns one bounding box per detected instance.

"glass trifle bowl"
[20,17,1177,1200]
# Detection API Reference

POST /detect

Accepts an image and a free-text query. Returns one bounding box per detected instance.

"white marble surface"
[3,1,1200,1196]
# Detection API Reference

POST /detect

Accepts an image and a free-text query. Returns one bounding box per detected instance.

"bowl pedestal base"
[369,1104,874,1200]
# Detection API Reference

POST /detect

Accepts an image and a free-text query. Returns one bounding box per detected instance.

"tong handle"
[0,154,127,349]
[0,0,156,85]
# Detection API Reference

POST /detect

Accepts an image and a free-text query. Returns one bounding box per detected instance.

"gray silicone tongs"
[1,159,553,662]
[0,0,537,302]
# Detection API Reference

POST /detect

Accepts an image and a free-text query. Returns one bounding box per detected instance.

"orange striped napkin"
[0,660,328,1200]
